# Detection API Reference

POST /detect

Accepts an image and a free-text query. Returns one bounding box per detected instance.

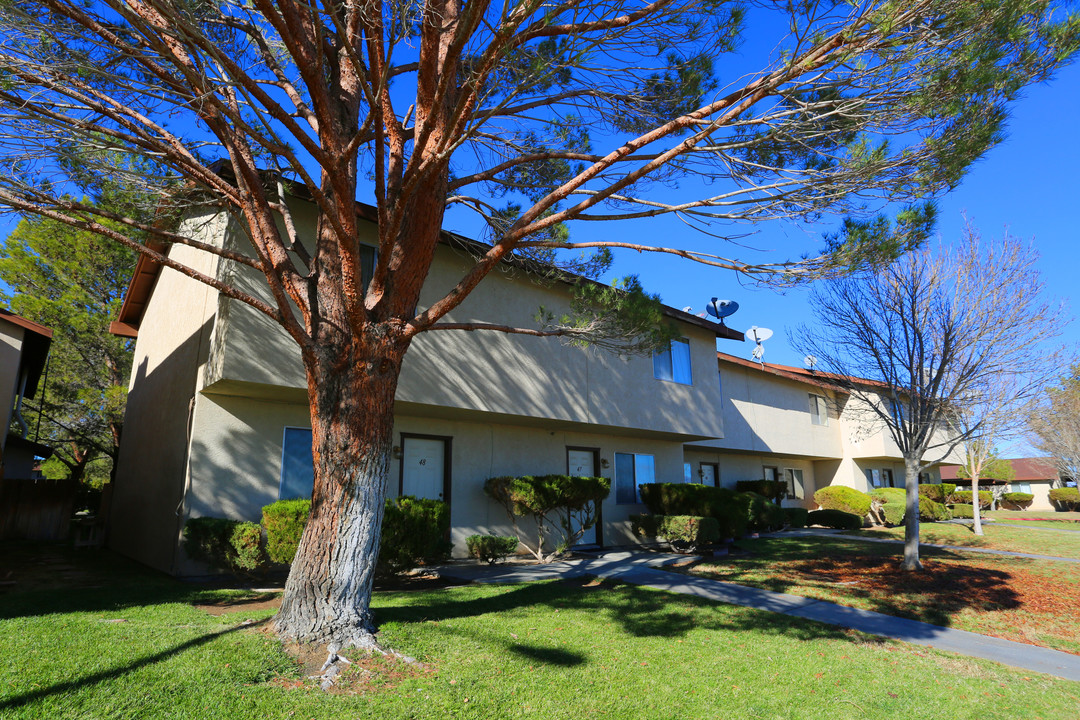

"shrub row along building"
[108,200,949,574]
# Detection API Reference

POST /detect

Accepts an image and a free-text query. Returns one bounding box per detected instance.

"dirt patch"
[373,569,471,592]
[195,592,282,616]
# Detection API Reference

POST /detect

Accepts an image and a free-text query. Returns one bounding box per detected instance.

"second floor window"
[809,394,828,425]
[654,338,692,385]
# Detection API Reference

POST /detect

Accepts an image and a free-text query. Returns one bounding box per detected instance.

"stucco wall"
[178,385,691,572]
[0,321,25,453]
[691,360,842,458]
[109,216,224,573]
[206,206,727,440]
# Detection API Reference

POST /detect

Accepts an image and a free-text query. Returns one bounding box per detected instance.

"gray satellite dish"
[803,355,818,370]
[706,298,739,320]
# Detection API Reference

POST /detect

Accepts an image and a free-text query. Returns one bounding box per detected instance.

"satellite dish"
[747,326,773,344]
[705,298,739,320]
[682,306,694,313]
[804,355,818,370]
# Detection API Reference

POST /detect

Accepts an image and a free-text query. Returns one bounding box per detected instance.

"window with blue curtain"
[653,338,691,384]
[279,427,315,500]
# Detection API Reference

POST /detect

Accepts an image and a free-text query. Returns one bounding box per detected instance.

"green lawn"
[983,511,1080,531]
[677,535,1080,655]
[853,522,1080,559]
[1,546,1078,718]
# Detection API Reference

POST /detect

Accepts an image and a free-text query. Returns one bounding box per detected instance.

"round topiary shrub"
[1050,487,1080,510]
[950,503,975,519]
[1001,492,1035,510]
[918,497,951,521]
[814,486,872,517]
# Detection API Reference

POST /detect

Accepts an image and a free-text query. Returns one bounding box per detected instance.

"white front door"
[567,449,598,545]
[402,437,446,501]
[700,463,717,487]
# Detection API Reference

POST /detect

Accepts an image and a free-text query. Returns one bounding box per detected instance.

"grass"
[984,511,1080,531]
[852,522,1080,559]
[1,544,1079,718]
[677,535,1080,655]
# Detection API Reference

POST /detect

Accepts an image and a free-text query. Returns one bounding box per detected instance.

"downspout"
[169,394,198,576]
[12,371,29,438]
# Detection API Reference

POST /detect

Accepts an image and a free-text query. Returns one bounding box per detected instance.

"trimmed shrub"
[638,483,747,539]
[182,517,265,574]
[813,486,871,517]
[950,503,975,519]
[870,488,907,527]
[951,490,992,508]
[734,480,787,503]
[782,507,809,528]
[466,535,519,564]
[734,491,783,533]
[1002,492,1035,509]
[763,498,786,531]
[806,509,862,530]
[918,483,956,503]
[1049,487,1080,511]
[484,474,610,561]
[261,498,311,564]
[380,495,452,573]
[919,497,951,521]
[631,514,720,552]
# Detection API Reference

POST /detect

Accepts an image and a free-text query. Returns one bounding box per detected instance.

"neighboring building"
[0,309,53,478]
[107,203,743,574]
[684,353,948,509]
[941,457,1062,511]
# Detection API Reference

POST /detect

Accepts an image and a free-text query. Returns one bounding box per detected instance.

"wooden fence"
[0,477,78,541]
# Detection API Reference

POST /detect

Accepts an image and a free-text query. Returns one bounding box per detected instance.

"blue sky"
[548,60,1080,372]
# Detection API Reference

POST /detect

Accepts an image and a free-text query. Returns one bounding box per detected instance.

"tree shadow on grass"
[0,619,267,713]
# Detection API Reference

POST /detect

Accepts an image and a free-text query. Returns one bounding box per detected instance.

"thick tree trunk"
[903,458,922,570]
[971,474,984,536]
[272,335,407,651]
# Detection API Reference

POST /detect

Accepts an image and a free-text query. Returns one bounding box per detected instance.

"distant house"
[0,309,53,478]
[941,457,1062,511]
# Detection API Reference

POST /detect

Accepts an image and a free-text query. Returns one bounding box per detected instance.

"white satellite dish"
[682,306,694,313]
[747,326,773,344]
[705,298,739,321]
[803,355,818,370]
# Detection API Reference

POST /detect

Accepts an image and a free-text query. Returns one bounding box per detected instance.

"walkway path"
[440,551,1080,682]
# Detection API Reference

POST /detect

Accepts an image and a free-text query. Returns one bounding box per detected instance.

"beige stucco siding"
[109,220,224,573]
[0,321,24,453]
[205,208,726,439]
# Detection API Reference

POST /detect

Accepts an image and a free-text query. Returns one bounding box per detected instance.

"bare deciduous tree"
[797,229,1063,568]
[0,0,1074,654]
[1031,365,1080,486]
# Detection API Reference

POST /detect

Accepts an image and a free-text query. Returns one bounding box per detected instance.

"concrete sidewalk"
[439,551,1080,683]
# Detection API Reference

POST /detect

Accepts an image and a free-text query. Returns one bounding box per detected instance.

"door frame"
[566,446,603,547]
[398,433,453,505]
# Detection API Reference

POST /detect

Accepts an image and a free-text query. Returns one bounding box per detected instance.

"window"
[359,244,376,290]
[279,427,314,500]
[1014,482,1032,494]
[684,462,693,483]
[918,472,931,484]
[809,394,828,426]
[762,466,778,482]
[785,468,805,500]
[653,338,692,385]
[882,469,895,488]
[615,453,655,504]
[865,468,882,489]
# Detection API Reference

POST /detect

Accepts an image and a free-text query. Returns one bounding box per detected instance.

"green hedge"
[806,509,862,530]
[261,499,311,564]
[950,490,992,508]
[380,496,453,573]
[950,503,975,519]
[782,507,809,528]
[1049,487,1080,510]
[631,514,720,551]
[919,497,951,521]
[870,488,907,527]
[182,517,264,574]
[813,486,871,517]
[1001,492,1034,509]
[465,535,519,564]
[734,480,787,503]
[918,483,956,503]
[638,483,748,538]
